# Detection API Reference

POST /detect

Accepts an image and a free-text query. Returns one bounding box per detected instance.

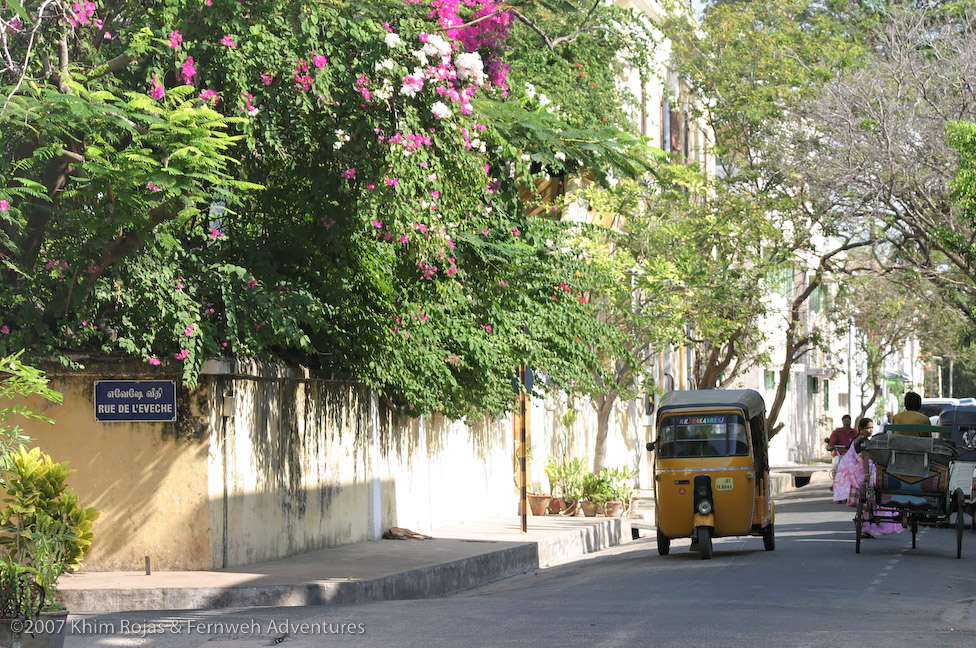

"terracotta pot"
[526,494,552,516]
[603,500,624,517]
[580,500,600,517]
[547,496,565,514]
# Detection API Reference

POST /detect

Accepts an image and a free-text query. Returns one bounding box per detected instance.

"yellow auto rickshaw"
[646,389,775,559]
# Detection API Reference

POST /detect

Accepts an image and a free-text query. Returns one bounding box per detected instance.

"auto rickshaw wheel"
[762,524,775,551]
[955,489,965,559]
[911,517,918,548]
[697,526,713,560]
[656,526,670,556]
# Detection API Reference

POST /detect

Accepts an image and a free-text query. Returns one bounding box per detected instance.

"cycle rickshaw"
[855,424,966,558]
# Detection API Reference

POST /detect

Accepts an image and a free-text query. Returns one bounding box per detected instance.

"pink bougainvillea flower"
[176,281,185,290]
[200,89,220,103]
[184,325,195,337]
[312,55,328,69]
[147,182,162,192]
[321,217,336,228]
[220,34,238,47]
[366,184,376,191]
[167,30,183,49]
[481,228,490,236]
[65,1,96,27]
[149,78,165,100]
[248,278,258,290]
[0,200,9,211]
[498,279,507,287]
[181,56,197,85]
[260,73,273,86]
[510,227,520,236]
[209,227,226,239]
[341,168,356,179]
[372,219,383,229]
[399,235,409,244]
[173,349,190,360]
[239,92,259,116]
[385,178,398,186]
[0,326,9,335]
[148,357,162,365]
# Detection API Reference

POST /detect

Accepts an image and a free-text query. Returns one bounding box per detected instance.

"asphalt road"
[63,481,976,648]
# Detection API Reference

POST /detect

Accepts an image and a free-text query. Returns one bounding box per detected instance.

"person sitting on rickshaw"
[832,417,904,538]
[891,391,930,431]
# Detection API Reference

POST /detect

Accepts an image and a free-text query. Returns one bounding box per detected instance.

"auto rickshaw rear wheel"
[656,526,670,556]
[762,524,775,551]
[697,526,713,560]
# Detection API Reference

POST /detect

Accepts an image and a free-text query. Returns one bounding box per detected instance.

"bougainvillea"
[0,0,632,416]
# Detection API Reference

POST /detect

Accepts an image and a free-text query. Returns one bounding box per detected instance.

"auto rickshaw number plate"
[715,477,734,491]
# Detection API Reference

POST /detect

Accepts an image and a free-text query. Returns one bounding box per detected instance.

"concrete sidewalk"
[57,515,632,614]
[57,467,823,614]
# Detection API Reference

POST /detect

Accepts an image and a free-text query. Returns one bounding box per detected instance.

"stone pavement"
[57,466,825,615]
[57,515,633,614]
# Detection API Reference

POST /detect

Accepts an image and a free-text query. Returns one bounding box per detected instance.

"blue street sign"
[94,380,177,422]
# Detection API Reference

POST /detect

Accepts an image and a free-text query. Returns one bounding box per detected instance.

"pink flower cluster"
[149,78,165,100]
[418,259,438,280]
[387,132,433,154]
[428,0,512,89]
[181,56,197,85]
[294,59,313,92]
[66,1,97,28]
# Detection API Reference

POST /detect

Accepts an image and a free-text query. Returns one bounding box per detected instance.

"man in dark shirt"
[827,415,857,481]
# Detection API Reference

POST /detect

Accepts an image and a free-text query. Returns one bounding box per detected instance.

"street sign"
[94,380,177,422]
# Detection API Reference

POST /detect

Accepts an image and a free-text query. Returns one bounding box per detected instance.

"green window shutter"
[823,379,830,410]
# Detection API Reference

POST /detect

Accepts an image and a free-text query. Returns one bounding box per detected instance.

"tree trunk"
[593,390,617,474]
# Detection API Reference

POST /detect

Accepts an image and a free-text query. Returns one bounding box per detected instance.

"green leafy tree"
[661,0,873,435]
[0,0,654,418]
[577,161,777,469]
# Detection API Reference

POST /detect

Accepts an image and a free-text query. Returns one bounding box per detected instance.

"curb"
[60,518,628,613]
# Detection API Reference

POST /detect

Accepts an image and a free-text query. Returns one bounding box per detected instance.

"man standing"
[827,415,857,481]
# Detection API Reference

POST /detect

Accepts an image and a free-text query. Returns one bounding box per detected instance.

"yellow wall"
[13,359,638,571]
[20,368,211,571]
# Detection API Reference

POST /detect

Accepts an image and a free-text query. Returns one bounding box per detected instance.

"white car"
[921,397,960,425]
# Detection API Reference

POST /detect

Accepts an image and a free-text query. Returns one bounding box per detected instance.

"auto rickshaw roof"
[657,389,766,421]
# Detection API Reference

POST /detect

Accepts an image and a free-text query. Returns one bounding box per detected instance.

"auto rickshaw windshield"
[657,413,749,458]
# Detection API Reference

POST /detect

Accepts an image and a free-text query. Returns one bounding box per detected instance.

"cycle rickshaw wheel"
[955,489,965,559]
[855,482,867,554]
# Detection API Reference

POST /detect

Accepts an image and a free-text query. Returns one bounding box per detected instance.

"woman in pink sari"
[832,417,904,537]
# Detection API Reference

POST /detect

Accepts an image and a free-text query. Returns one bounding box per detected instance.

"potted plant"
[599,466,636,517]
[525,480,552,516]
[580,471,611,517]
[544,457,587,515]
[0,353,99,648]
